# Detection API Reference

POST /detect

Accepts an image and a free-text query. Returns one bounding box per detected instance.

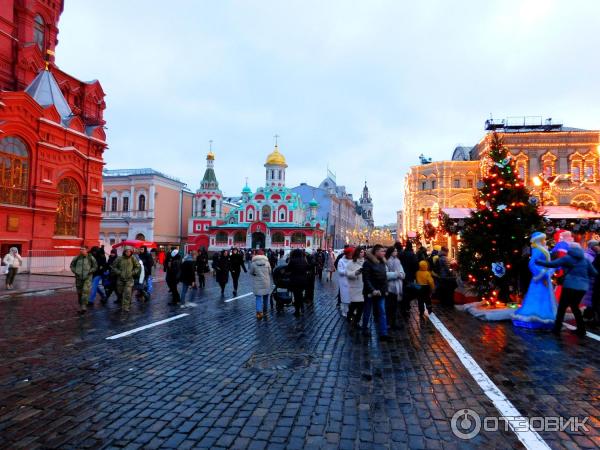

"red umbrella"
[112,239,157,249]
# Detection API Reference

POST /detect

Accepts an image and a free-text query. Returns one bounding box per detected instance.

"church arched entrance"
[251,232,265,249]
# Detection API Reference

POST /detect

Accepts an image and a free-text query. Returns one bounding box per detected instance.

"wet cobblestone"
[0,275,597,449]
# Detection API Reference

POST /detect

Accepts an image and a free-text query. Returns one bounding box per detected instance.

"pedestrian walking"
[361,245,390,341]
[347,247,365,330]
[415,260,435,317]
[214,250,231,296]
[166,249,182,305]
[385,246,405,331]
[2,247,23,289]
[196,247,209,288]
[399,241,418,317]
[89,246,107,305]
[111,247,141,313]
[326,248,336,282]
[139,245,155,296]
[315,249,325,281]
[105,248,118,301]
[250,249,272,320]
[288,249,309,317]
[591,241,600,324]
[537,243,597,337]
[179,253,196,307]
[337,247,354,318]
[230,248,247,296]
[70,246,98,315]
[436,247,455,306]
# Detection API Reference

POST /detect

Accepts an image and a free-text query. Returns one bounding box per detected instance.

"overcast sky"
[56,0,600,224]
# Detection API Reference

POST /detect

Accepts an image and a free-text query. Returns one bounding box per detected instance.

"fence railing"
[25,249,68,273]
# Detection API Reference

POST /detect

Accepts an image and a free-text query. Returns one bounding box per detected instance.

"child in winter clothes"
[415,260,435,316]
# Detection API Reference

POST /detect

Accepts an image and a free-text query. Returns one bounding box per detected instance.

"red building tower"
[0,1,107,263]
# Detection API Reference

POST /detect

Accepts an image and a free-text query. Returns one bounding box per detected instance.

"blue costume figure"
[513,232,557,329]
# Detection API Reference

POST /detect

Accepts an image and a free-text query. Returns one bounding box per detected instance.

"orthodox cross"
[273,134,279,146]
[209,139,213,151]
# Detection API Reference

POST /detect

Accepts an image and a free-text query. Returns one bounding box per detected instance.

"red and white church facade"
[188,146,325,251]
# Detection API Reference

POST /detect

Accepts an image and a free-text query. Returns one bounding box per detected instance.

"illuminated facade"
[403,119,600,238]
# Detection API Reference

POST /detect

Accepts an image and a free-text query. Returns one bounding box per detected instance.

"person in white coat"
[337,247,354,318]
[3,247,22,289]
[385,246,405,330]
[347,247,366,330]
[250,250,272,320]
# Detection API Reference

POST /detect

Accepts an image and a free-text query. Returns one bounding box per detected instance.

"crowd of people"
[3,231,600,339]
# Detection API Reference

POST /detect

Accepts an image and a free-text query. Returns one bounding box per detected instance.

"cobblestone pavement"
[0,274,597,449]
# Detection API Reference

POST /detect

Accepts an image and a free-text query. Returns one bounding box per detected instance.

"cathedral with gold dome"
[188,144,325,251]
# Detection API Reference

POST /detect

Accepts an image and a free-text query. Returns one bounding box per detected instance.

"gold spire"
[207,139,215,160]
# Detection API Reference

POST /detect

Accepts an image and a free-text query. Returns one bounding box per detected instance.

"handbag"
[1,265,7,275]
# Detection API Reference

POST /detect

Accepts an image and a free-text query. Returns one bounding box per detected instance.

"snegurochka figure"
[512,232,556,329]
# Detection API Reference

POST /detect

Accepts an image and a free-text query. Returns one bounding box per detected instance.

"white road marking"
[224,292,253,303]
[428,313,551,450]
[562,323,600,341]
[106,314,189,340]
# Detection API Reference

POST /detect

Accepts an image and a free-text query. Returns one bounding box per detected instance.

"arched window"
[262,205,271,221]
[291,232,306,244]
[55,178,80,236]
[272,232,285,244]
[279,209,286,221]
[248,209,254,221]
[34,15,45,51]
[216,232,228,244]
[210,199,216,213]
[201,199,206,211]
[122,196,129,212]
[111,197,117,212]
[0,136,29,206]
[138,194,146,211]
[102,197,106,212]
[233,231,246,244]
[135,233,146,240]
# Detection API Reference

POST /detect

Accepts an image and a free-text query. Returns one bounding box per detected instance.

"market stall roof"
[541,206,600,219]
[441,208,472,219]
[112,240,157,249]
[442,206,600,220]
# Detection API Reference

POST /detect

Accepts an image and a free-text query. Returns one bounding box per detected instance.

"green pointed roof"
[242,183,252,194]
[309,197,319,207]
[201,168,218,189]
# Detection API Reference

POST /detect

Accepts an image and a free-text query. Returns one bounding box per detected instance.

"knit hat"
[587,239,600,248]
[433,245,441,252]
[344,247,355,257]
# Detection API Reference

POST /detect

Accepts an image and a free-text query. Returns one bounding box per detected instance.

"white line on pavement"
[105,314,190,340]
[224,292,253,303]
[428,313,551,450]
[562,323,600,341]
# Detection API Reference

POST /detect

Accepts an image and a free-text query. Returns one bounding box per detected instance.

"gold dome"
[207,150,215,160]
[265,145,287,166]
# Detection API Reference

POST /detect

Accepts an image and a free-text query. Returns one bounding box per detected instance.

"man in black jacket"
[230,248,247,296]
[139,246,155,296]
[400,241,419,316]
[361,244,389,341]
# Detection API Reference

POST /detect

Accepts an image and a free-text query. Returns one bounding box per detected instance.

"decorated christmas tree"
[458,132,543,302]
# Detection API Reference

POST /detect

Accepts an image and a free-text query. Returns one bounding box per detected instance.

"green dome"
[309,198,319,207]
[242,184,252,194]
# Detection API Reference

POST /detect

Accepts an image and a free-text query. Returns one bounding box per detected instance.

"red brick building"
[0,0,107,261]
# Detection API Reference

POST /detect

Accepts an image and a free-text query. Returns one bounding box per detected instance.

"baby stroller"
[270,265,294,312]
